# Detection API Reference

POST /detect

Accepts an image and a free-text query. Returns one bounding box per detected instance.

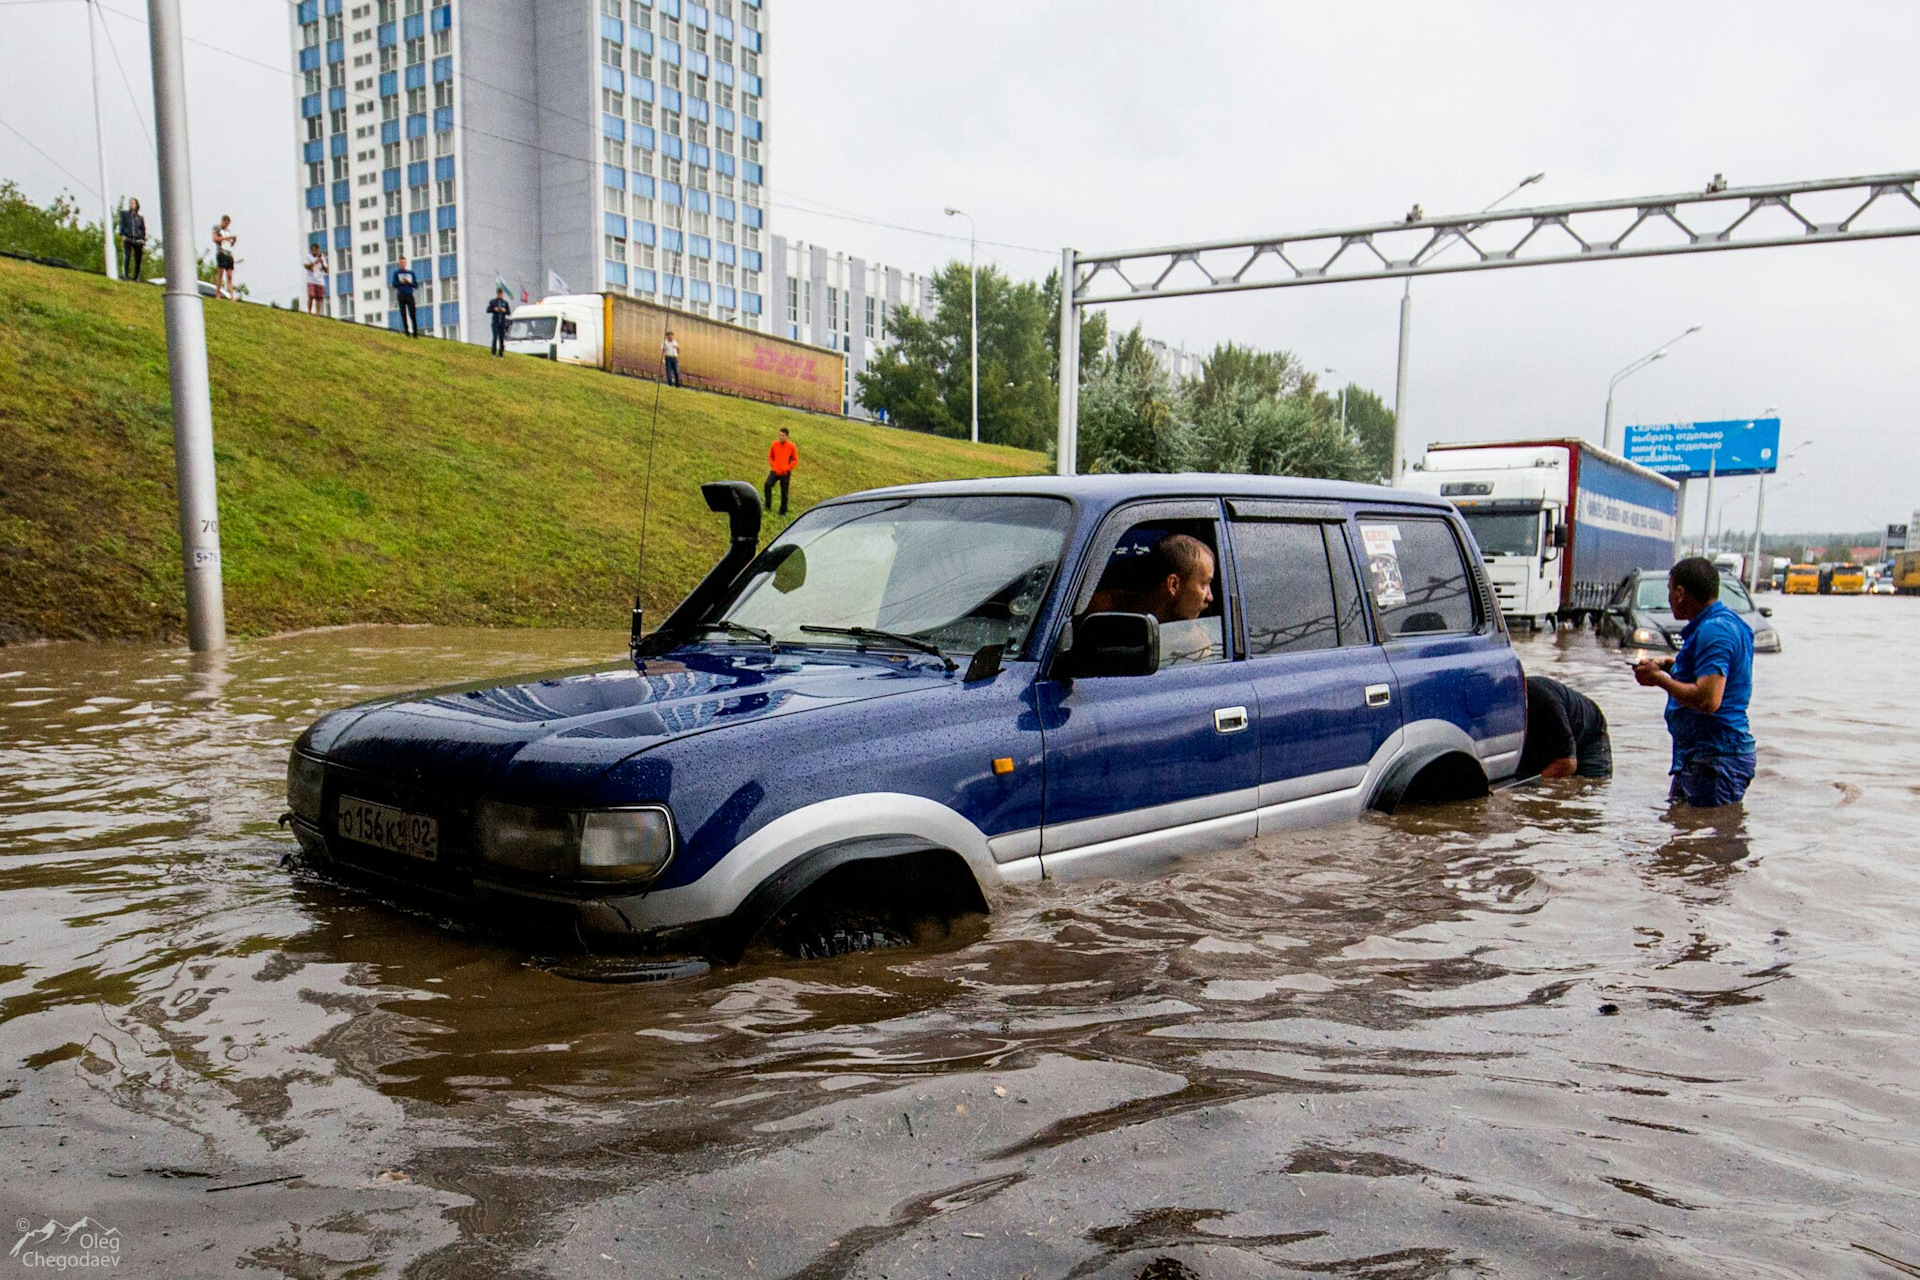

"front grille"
[320,765,475,897]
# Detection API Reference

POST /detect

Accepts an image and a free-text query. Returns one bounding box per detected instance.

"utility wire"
[0,116,99,199]
[92,0,154,152]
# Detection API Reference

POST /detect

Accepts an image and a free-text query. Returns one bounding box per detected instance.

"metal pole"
[1390,284,1411,482]
[1699,451,1716,558]
[88,0,118,281]
[1602,386,1616,453]
[147,0,226,651]
[968,230,978,445]
[1056,247,1078,476]
[1747,472,1767,593]
[1673,481,1687,560]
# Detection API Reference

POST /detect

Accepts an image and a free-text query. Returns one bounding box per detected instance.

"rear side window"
[1232,521,1345,655]
[1360,517,1478,637]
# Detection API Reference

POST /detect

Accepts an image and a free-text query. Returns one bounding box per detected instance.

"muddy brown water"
[1,595,1917,1278]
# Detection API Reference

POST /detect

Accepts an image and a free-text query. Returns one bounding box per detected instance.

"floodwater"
[1,596,1917,1279]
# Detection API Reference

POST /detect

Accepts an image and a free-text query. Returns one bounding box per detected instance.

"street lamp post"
[1390,171,1543,483]
[944,207,979,445]
[1602,324,1703,453]
[1748,429,1807,592]
[1324,367,1347,433]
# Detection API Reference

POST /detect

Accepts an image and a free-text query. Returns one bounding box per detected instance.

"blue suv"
[286,475,1524,958]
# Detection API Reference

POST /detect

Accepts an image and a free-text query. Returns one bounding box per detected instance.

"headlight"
[1630,627,1661,646]
[476,802,674,883]
[287,751,325,824]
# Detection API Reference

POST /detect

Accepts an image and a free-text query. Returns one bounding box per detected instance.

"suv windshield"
[503,316,556,342]
[722,495,1073,657]
[1461,510,1541,558]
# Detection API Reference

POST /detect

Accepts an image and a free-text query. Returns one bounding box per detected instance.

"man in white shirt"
[662,330,682,387]
[304,246,330,316]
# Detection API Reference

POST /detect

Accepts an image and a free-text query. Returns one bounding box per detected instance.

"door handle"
[1365,684,1392,708]
[1213,705,1249,734]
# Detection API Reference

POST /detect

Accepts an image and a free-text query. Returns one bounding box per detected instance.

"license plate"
[336,795,439,862]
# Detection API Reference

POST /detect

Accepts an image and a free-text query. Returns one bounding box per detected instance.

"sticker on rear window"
[1360,524,1406,608]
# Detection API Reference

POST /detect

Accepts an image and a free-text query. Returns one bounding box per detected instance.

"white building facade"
[291,0,769,344]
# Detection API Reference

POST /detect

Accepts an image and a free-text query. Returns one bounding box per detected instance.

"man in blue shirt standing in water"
[1633,556,1757,807]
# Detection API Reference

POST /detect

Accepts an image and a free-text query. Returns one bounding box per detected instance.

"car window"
[1231,521,1341,656]
[1636,579,1669,610]
[1360,518,1478,638]
[1324,525,1369,645]
[724,495,1073,656]
[1084,518,1226,669]
[1719,581,1754,613]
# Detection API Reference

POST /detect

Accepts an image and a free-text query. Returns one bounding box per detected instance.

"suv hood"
[307,644,954,792]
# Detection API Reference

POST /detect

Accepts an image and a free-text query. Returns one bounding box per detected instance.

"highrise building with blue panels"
[291,0,768,345]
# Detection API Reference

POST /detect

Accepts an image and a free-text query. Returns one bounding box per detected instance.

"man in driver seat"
[1090,533,1215,623]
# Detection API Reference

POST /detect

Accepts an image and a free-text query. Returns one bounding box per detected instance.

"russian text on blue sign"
[1622,417,1782,480]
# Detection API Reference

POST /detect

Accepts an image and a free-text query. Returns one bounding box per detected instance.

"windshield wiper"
[694,620,778,649]
[798,624,957,671]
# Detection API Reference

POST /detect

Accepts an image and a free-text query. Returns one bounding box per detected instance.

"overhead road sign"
[1622,417,1781,480]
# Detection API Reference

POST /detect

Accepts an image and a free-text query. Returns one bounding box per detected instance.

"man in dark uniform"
[391,257,421,337]
[1518,675,1612,781]
[487,287,512,357]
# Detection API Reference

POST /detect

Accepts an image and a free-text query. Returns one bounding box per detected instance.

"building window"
[433,81,452,109]
[605,186,626,213]
[442,278,458,302]
[385,192,402,214]
[606,235,627,263]
[865,296,876,339]
[411,232,430,257]
[602,38,623,67]
[438,228,457,254]
[603,88,624,116]
[785,277,798,324]
[603,138,625,165]
[432,28,449,55]
[310,208,328,231]
[434,130,453,156]
[437,179,455,204]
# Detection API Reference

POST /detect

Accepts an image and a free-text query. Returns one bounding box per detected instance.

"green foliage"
[0,181,210,284]
[1078,325,1374,480]
[1337,384,1396,481]
[0,182,105,272]
[0,257,1044,644]
[855,260,1104,453]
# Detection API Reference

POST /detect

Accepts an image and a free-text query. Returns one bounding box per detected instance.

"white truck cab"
[500,294,604,366]
[1405,448,1568,629]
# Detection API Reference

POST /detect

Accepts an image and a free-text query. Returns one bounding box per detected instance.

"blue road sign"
[1622,417,1781,480]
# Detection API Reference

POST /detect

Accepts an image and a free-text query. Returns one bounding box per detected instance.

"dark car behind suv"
[286,475,1526,959]
[1598,568,1782,653]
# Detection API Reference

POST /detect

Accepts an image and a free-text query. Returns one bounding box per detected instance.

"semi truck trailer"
[1407,439,1680,629]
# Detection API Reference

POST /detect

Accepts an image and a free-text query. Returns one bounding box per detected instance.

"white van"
[499,294,604,366]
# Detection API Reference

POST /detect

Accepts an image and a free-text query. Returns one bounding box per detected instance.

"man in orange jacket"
[764,427,797,516]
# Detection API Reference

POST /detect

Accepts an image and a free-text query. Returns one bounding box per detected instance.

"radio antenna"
[629,378,665,661]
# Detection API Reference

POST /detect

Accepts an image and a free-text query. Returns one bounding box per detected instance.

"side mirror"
[1758,605,1773,617]
[1060,612,1159,678]
[1552,523,1568,548]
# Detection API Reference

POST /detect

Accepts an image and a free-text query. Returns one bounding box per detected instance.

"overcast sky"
[4,0,1915,536]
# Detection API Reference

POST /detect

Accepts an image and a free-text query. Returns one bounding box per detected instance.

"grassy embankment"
[0,259,1045,643]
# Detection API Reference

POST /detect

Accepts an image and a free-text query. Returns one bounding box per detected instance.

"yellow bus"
[1829,563,1868,595]
[1782,563,1819,594]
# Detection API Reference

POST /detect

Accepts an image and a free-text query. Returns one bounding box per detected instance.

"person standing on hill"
[391,256,421,337]
[1634,556,1757,807]
[211,215,237,300]
[662,329,682,387]
[304,245,330,316]
[487,287,512,357]
[764,427,797,516]
[117,199,146,282]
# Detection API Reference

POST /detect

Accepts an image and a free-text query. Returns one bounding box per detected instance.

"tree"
[1076,330,1374,480]
[1339,385,1396,480]
[856,261,1060,450]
